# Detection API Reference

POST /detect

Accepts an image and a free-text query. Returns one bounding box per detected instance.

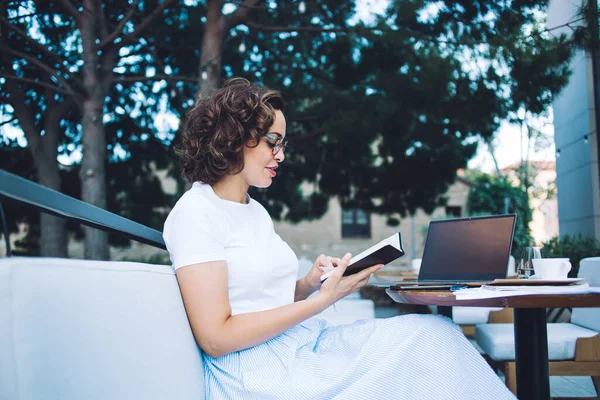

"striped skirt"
[203,314,516,399]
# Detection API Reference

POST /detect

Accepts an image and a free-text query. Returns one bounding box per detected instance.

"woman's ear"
[245,136,259,147]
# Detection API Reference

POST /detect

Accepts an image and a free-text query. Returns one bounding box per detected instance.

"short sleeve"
[163,203,228,270]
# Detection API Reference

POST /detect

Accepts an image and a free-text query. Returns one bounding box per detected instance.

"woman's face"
[241,109,286,188]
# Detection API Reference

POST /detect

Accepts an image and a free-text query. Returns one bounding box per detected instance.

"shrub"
[542,234,600,277]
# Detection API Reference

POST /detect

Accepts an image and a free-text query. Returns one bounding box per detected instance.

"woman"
[163,78,515,399]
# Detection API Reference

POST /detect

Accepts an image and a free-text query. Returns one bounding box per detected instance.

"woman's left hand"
[302,254,343,292]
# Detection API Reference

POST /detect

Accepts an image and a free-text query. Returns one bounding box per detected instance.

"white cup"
[531,258,571,280]
[411,258,422,273]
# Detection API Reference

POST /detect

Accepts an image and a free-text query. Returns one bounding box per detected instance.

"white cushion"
[0,257,205,400]
[475,323,599,361]
[452,307,503,325]
[571,257,600,332]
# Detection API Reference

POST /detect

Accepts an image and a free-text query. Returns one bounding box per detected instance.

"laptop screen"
[418,214,516,281]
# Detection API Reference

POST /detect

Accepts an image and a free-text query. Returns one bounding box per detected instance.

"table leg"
[514,308,550,400]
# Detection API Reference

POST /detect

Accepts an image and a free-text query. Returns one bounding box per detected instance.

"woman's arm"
[177,260,328,358]
[177,254,382,358]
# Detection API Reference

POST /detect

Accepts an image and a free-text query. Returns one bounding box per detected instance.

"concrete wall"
[548,0,600,239]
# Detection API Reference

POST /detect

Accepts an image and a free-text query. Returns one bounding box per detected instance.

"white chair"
[452,256,515,336]
[297,258,375,325]
[474,257,600,396]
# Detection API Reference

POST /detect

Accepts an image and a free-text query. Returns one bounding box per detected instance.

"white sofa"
[475,257,600,361]
[0,256,376,400]
[0,257,205,400]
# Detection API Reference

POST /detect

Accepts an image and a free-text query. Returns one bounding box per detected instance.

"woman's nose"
[275,148,285,162]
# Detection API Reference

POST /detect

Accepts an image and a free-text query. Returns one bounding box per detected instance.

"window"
[445,206,462,218]
[342,208,371,238]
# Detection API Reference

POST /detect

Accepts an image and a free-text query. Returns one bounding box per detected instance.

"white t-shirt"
[163,182,299,315]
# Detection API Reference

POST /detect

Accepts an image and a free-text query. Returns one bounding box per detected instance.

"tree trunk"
[198,0,225,91]
[74,0,172,257]
[5,100,68,257]
[79,98,109,260]
[0,9,68,257]
[37,118,68,257]
[79,0,110,260]
[36,94,74,257]
[37,162,68,257]
[0,60,69,257]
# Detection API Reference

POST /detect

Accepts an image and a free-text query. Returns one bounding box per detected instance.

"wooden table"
[386,289,600,400]
[361,270,421,308]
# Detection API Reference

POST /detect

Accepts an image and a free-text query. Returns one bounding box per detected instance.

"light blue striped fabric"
[204,314,516,399]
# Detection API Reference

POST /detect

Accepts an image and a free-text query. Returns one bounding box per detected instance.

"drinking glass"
[518,246,543,279]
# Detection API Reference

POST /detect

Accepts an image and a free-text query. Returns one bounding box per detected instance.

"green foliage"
[154,0,578,223]
[466,173,533,257]
[542,234,600,278]
[1,0,175,250]
[1,0,582,247]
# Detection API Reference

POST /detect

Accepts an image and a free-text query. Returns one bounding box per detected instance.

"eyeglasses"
[265,133,288,155]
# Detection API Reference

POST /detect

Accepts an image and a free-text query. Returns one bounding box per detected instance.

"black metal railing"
[0,169,166,254]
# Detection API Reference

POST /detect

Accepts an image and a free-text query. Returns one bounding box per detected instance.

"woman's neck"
[211,177,249,204]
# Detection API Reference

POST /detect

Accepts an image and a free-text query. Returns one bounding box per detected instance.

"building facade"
[274,177,473,267]
[548,0,600,239]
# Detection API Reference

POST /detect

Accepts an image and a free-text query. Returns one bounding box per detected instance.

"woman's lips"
[266,167,277,177]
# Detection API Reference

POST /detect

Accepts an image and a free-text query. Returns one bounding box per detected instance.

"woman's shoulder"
[167,183,223,222]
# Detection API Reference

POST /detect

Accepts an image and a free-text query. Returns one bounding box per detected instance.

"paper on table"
[454,284,600,300]
[481,283,590,291]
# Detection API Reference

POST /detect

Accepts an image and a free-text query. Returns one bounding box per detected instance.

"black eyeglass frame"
[265,132,288,155]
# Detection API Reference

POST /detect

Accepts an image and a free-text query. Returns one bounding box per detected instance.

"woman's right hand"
[317,253,383,306]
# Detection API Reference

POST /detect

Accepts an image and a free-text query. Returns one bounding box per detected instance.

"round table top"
[385,289,600,308]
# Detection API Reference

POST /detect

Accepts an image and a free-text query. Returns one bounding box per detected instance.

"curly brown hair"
[178,77,284,185]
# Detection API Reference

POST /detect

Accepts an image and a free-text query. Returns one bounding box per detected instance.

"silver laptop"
[390,214,517,289]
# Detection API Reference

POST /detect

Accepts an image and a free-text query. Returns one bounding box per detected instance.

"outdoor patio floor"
[468,339,599,398]
[548,376,597,398]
